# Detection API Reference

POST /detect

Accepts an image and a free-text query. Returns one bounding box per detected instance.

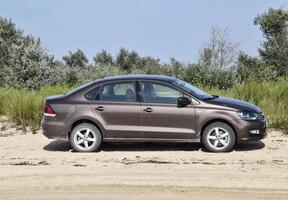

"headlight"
[237,111,259,120]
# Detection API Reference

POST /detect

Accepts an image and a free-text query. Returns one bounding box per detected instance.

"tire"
[70,123,102,152]
[202,122,236,152]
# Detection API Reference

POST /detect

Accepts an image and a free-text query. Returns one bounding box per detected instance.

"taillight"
[44,104,56,117]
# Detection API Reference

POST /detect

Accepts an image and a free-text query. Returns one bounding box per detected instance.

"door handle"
[95,106,104,111]
[143,107,153,113]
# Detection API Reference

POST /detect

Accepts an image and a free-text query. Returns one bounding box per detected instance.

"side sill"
[103,138,200,143]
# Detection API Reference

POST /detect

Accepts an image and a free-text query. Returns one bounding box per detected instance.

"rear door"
[139,81,197,140]
[91,81,142,139]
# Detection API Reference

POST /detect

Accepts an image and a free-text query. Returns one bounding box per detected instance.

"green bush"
[183,64,236,90]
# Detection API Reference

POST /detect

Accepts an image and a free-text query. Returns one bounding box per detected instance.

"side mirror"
[177,96,191,108]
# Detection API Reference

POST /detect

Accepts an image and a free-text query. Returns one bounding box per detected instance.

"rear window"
[96,82,136,102]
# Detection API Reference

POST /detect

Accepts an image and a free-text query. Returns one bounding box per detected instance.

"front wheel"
[70,123,102,152]
[202,122,236,152]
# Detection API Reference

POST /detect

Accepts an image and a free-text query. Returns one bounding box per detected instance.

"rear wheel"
[202,122,236,152]
[70,123,102,152]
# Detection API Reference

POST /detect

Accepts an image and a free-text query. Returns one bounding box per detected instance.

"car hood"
[206,96,261,113]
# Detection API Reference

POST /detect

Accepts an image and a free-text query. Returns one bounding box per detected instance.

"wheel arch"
[68,117,105,140]
[200,118,237,142]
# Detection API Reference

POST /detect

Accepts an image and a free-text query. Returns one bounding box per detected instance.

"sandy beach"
[0,120,288,199]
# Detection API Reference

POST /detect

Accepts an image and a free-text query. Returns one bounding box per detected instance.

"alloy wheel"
[206,127,230,151]
[73,128,97,151]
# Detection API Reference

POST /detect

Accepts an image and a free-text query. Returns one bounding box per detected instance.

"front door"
[91,81,142,139]
[139,81,197,140]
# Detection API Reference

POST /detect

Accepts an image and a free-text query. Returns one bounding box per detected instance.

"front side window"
[140,82,183,104]
[96,82,136,102]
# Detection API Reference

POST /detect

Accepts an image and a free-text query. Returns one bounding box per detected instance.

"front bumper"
[236,119,268,142]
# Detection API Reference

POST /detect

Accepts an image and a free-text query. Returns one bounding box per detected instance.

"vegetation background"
[0,8,287,133]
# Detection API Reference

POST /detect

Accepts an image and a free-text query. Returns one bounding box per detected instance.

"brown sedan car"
[42,75,267,152]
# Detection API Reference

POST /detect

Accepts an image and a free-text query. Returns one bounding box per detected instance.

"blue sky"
[0,0,287,63]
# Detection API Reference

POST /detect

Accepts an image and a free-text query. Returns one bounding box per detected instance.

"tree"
[138,56,161,70]
[116,48,140,72]
[254,8,288,76]
[0,17,21,86]
[6,36,54,89]
[199,48,213,66]
[0,17,54,89]
[63,49,88,68]
[93,49,114,66]
[199,26,240,68]
[236,52,276,82]
[170,58,183,78]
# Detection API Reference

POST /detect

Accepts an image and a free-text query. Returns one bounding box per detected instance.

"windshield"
[171,79,213,100]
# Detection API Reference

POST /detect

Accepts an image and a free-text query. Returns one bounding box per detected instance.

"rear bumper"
[41,117,69,139]
[235,119,268,142]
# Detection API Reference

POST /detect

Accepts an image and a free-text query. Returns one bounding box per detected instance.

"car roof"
[98,74,176,83]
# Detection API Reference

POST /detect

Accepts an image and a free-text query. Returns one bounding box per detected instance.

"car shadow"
[43,139,72,152]
[43,139,265,152]
[234,141,265,151]
[101,142,203,152]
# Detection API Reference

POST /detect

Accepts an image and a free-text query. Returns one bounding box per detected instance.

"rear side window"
[85,87,99,100]
[96,82,137,102]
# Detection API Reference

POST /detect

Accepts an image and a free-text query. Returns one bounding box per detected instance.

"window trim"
[94,80,138,103]
[83,79,199,104]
